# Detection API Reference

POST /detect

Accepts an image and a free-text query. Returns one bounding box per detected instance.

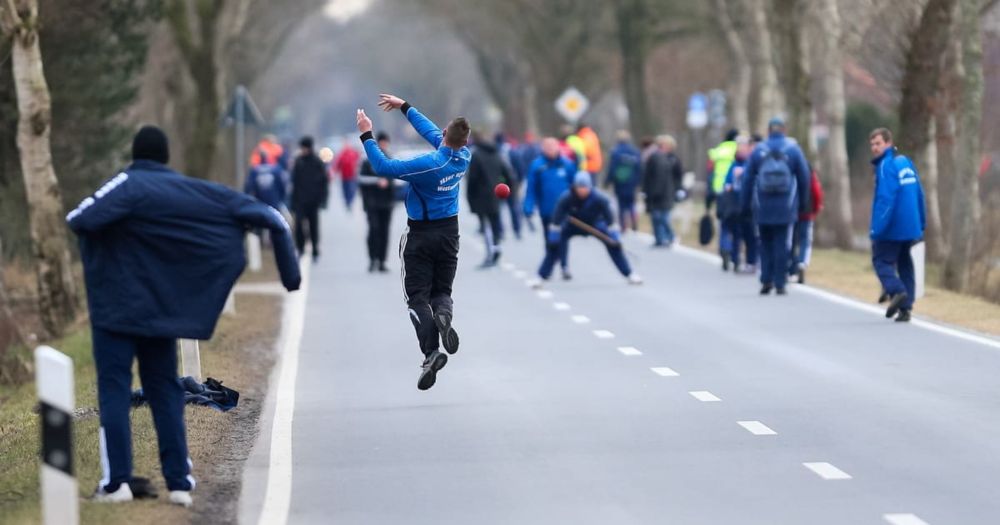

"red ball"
[494,183,511,199]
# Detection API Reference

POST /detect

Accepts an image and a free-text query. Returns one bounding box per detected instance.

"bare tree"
[0,0,79,337]
[897,0,958,262]
[744,0,784,133]
[943,0,983,292]
[713,0,751,134]
[769,0,812,154]
[810,0,854,249]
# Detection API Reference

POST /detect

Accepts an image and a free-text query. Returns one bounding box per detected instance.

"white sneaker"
[627,273,644,285]
[93,482,134,503]
[527,278,544,289]
[169,490,193,507]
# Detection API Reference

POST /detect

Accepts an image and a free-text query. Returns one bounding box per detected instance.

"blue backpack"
[758,146,793,195]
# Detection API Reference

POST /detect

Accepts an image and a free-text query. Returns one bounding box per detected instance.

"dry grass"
[0,267,282,524]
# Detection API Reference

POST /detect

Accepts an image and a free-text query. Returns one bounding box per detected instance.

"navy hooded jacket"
[67,160,301,340]
[605,141,642,196]
[360,103,471,221]
[244,162,287,210]
[870,147,926,241]
[552,189,616,232]
[523,155,575,220]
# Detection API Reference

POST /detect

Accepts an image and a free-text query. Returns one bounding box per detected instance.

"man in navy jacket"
[523,138,575,279]
[356,94,470,391]
[869,127,926,322]
[67,126,300,506]
[741,117,811,295]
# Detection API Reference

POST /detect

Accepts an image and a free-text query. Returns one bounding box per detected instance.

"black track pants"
[399,216,459,356]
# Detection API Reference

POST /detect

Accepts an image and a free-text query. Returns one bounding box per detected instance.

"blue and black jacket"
[244,162,287,210]
[870,147,925,241]
[67,160,301,340]
[552,189,616,233]
[523,155,575,220]
[360,103,471,221]
[741,133,811,225]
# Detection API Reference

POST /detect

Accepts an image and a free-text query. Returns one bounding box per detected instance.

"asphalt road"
[244,201,1000,525]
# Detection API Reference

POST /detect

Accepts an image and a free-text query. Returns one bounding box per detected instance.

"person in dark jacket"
[869,127,925,322]
[467,132,514,267]
[523,137,575,279]
[643,134,684,247]
[359,132,397,273]
[290,136,329,262]
[531,172,643,287]
[66,126,300,507]
[741,117,811,295]
[244,151,287,211]
[605,130,642,232]
[722,137,757,272]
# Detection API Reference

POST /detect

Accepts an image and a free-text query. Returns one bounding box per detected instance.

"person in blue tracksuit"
[604,131,643,232]
[533,172,643,286]
[869,127,925,322]
[67,126,301,507]
[741,117,811,295]
[720,137,757,271]
[356,94,470,391]
[244,152,287,211]
[523,137,575,279]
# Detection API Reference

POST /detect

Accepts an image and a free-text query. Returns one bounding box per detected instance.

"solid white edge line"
[571,315,591,324]
[653,234,1000,351]
[802,462,852,480]
[737,420,777,435]
[593,329,615,339]
[650,366,679,377]
[257,258,311,525]
[883,513,930,525]
[617,346,642,356]
[689,390,721,402]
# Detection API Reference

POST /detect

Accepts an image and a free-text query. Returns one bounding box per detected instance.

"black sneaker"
[885,292,908,318]
[797,268,806,284]
[776,286,787,295]
[878,291,890,304]
[722,259,730,272]
[895,309,911,323]
[368,260,377,273]
[417,351,448,391]
[435,313,460,355]
[128,476,158,499]
[378,260,389,273]
[760,284,774,295]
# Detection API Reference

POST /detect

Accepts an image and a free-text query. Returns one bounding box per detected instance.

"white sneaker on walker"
[92,482,134,503]
[169,490,193,507]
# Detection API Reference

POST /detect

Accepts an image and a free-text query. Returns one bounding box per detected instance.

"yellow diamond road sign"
[555,86,589,124]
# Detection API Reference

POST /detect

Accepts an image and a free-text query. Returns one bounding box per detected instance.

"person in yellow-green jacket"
[707,129,740,262]
[561,124,589,175]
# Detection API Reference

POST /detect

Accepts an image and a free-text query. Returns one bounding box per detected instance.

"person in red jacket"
[333,144,361,211]
[789,169,824,283]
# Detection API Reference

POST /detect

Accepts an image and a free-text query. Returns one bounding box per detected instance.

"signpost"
[555,86,590,124]
[221,85,265,189]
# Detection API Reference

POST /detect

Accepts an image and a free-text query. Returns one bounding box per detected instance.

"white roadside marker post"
[179,339,202,381]
[34,346,79,525]
[911,241,925,299]
[223,290,236,316]
[247,233,262,272]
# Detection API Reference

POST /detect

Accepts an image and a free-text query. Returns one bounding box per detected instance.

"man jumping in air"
[356,94,471,390]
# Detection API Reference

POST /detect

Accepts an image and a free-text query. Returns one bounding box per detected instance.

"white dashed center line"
[689,391,721,402]
[803,462,852,480]
[536,290,554,299]
[501,262,515,271]
[513,270,527,279]
[650,367,679,377]
[737,421,777,435]
[571,315,591,324]
[617,346,642,356]
[883,513,929,525]
[592,330,615,339]
[553,302,571,311]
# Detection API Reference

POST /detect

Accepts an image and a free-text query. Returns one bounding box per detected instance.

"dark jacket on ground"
[291,152,329,213]
[466,142,513,216]
[66,160,300,340]
[359,159,396,211]
[643,150,683,211]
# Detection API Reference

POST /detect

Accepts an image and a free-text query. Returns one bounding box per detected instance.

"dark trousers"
[789,220,814,271]
[758,223,793,288]
[505,195,522,238]
[366,207,393,262]
[617,192,638,231]
[92,328,192,492]
[342,179,358,209]
[731,218,759,267]
[400,217,459,356]
[538,225,631,279]
[478,212,503,260]
[294,206,320,256]
[872,240,916,310]
[540,215,568,270]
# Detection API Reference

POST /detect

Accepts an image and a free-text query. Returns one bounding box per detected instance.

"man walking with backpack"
[741,117,811,295]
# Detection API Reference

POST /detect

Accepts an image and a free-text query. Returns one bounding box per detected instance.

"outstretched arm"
[377,94,443,149]
[232,196,301,291]
[66,172,134,234]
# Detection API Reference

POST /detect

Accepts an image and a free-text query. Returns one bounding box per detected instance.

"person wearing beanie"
[290,135,329,262]
[66,125,302,508]
[529,171,642,287]
[358,131,398,272]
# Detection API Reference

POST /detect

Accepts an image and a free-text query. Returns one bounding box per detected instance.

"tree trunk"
[812,0,854,249]
[714,0,750,134]
[745,0,784,133]
[615,0,657,139]
[943,0,983,292]
[1,0,79,337]
[769,0,812,153]
[897,0,957,261]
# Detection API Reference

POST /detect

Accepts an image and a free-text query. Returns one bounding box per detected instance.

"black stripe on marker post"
[40,401,73,476]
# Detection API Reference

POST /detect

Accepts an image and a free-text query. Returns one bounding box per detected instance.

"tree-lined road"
[243,207,1000,525]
